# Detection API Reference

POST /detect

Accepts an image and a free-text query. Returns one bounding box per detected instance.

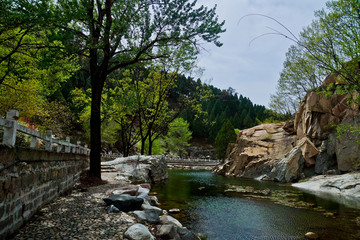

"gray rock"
[157,224,180,239]
[141,203,162,214]
[333,115,360,172]
[269,147,304,182]
[176,227,200,240]
[137,186,150,199]
[148,195,159,206]
[103,194,144,212]
[101,155,168,183]
[293,172,360,209]
[124,223,155,240]
[315,151,337,175]
[159,215,182,227]
[133,209,160,224]
[107,204,120,213]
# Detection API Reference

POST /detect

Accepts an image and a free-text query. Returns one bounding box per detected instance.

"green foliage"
[141,138,165,156]
[215,120,237,160]
[270,0,360,113]
[0,26,78,134]
[179,81,287,143]
[164,118,192,157]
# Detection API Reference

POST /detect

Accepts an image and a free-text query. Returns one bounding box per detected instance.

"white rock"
[293,173,360,209]
[124,223,155,240]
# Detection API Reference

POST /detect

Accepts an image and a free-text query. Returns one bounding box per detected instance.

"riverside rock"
[101,155,168,183]
[213,122,296,181]
[103,194,144,212]
[133,209,160,224]
[292,172,360,209]
[124,223,155,240]
[214,85,360,182]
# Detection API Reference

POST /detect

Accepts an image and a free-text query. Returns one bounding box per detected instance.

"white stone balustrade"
[0,110,90,155]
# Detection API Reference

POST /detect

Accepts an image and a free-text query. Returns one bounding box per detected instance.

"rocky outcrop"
[213,123,298,181]
[214,89,360,182]
[294,91,359,168]
[101,155,168,184]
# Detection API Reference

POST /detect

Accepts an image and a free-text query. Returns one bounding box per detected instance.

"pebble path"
[10,175,141,240]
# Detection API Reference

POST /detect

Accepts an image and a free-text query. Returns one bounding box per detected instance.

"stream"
[152,170,360,240]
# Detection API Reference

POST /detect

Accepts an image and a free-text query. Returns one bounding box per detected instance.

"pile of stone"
[103,184,200,240]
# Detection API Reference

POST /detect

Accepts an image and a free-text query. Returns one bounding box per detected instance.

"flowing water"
[152,170,360,240]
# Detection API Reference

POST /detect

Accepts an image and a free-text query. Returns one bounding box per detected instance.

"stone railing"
[0,110,90,239]
[0,110,89,155]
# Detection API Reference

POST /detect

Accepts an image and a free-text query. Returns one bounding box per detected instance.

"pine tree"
[215,120,236,160]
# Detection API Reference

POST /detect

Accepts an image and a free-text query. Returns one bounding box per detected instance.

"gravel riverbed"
[10,173,155,240]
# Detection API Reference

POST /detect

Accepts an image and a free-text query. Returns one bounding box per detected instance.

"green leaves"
[215,120,236,160]
[165,117,192,157]
[271,0,360,113]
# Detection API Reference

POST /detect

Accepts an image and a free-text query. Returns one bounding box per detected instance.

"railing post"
[45,130,53,151]
[85,144,89,155]
[2,110,19,146]
[65,137,71,153]
[57,143,62,153]
[30,136,37,149]
[76,141,81,154]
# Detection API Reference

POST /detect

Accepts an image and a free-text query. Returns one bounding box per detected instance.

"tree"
[165,117,192,157]
[215,120,236,160]
[0,25,78,132]
[25,0,224,178]
[269,0,360,113]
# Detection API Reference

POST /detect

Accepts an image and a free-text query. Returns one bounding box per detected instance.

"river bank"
[10,171,201,240]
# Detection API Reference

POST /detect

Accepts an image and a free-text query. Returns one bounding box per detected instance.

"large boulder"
[101,155,168,183]
[268,146,304,182]
[103,194,144,212]
[213,123,296,179]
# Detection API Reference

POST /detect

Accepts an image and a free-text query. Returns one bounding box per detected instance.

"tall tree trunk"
[140,138,145,155]
[89,84,102,179]
[148,133,153,155]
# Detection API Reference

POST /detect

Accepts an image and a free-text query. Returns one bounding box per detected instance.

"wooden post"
[2,110,19,146]
[45,130,53,151]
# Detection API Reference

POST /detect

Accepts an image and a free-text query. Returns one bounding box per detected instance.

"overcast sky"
[194,0,328,107]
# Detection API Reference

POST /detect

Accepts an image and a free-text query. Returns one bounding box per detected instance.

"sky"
[194,0,329,107]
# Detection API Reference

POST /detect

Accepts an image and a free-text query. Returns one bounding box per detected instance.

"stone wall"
[0,145,89,239]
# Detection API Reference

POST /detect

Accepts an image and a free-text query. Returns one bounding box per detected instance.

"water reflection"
[152,170,360,240]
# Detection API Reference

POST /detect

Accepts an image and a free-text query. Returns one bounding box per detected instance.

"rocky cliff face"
[213,90,360,182]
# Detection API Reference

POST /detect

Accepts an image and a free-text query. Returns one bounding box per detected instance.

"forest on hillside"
[1,0,359,177]
[0,0,289,163]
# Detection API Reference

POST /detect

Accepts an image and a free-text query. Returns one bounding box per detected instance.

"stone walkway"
[10,174,145,240]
